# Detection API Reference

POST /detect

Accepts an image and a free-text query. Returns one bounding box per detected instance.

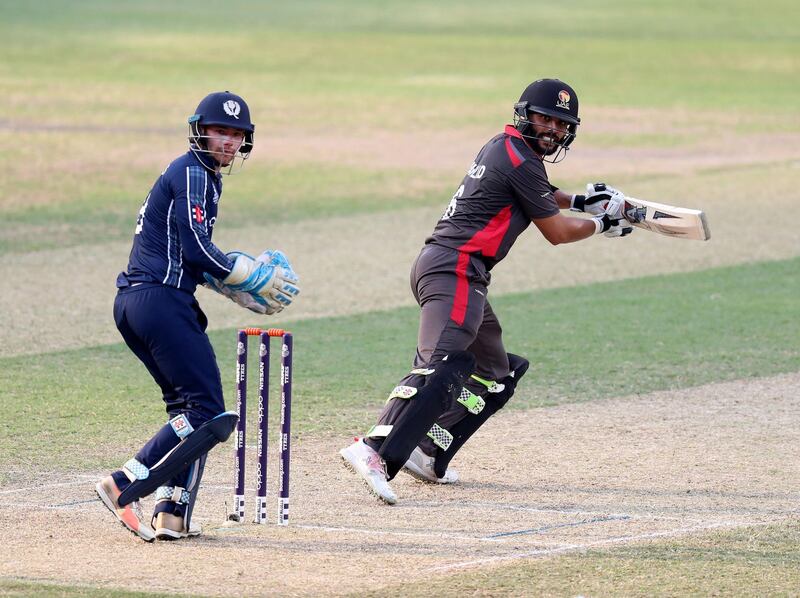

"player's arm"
[533,211,596,245]
[510,164,630,244]
[173,166,234,279]
[553,189,573,210]
[534,195,633,244]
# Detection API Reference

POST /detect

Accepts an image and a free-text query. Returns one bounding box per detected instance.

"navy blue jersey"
[118,150,234,293]
[427,125,559,270]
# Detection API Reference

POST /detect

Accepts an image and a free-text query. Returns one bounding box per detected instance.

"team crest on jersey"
[223,100,241,119]
[556,90,571,110]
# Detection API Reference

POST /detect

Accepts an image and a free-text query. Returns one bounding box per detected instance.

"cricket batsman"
[95,91,300,541]
[341,78,633,503]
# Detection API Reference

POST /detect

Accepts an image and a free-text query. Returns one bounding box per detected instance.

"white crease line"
[0,476,98,495]
[38,499,99,511]
[428,519,779,572]
[409,501,673,520]
[295,524,511,543]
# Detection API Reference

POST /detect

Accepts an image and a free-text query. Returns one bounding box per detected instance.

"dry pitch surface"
[1,374,798,596]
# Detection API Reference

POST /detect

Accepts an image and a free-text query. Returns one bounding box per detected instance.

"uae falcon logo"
[556,90,571,110]
[223,100,241,119]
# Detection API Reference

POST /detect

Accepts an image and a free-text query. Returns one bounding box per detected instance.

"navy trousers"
[113,284,225,514]
[114,284,225,425]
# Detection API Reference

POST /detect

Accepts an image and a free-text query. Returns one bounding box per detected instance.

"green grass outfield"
[2,0,798,253]
[2,257,798,473]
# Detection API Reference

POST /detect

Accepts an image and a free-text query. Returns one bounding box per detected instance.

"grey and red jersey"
[117,150,234,293]
[427,125,559,269]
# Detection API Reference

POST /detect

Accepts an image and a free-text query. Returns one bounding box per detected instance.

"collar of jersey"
[188,147,221,175]
[504,124,541,159]
[504,124,524,140]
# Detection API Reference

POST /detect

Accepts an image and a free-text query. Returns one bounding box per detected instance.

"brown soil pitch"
[1,373,798,597]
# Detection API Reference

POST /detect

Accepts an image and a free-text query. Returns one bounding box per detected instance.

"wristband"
[592,215,609,234]
[570,194,586,212]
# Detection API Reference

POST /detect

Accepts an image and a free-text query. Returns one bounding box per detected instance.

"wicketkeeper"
[96,91,300,541]
[341,79,632,503]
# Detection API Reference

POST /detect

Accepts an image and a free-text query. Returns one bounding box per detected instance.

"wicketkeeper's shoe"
[95,475,155,542]
[402,446,459,484]
[339,438,397,505]
[153,512,202,541]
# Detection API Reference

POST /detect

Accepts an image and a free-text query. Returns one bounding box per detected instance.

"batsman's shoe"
[340,439,397,505]
[153,512,202,541]
[403,446,459,484]
[95,475,155,542]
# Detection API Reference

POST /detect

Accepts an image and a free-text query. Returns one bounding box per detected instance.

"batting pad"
[118,411,238,506]
[379,351,475,478]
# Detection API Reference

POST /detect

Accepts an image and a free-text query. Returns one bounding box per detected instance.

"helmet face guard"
[188,91,255,175]
[513,79,580,163]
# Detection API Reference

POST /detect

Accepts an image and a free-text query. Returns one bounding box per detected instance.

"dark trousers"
[372,244,510,454]
[113,284,224,502]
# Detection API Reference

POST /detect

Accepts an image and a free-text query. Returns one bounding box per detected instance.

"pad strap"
[427,423,453,450]
[470,374,505,394]
[155,485,191,504]
[456,387,485,415]
[366,424,393,438]
[410,367,435,375]
[123,458,150,481]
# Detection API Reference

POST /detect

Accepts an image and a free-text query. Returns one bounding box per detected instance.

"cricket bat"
[623,197,711,241]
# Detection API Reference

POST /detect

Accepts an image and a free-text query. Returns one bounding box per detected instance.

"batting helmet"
[513,79,580,162]
[188,92,255,172]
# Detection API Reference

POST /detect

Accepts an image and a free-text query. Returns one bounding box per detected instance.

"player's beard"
[532,129,563,156]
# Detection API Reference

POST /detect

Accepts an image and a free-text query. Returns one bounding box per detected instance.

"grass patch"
[366,520,800,597]
[1,0,798,130]
[0,160,454,254]
[1,257,798,475]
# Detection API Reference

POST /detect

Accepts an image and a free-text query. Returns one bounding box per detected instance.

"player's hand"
[592,196,633,238]
[572,183,625,216]
[255,249,301,308]
[223,250,300,309]
[203,273,281,315]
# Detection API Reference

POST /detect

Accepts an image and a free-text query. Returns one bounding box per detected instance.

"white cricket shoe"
[340,439,397,505]
[402,446,459,484]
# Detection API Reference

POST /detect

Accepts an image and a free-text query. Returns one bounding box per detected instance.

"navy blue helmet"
[188,91,255,166]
